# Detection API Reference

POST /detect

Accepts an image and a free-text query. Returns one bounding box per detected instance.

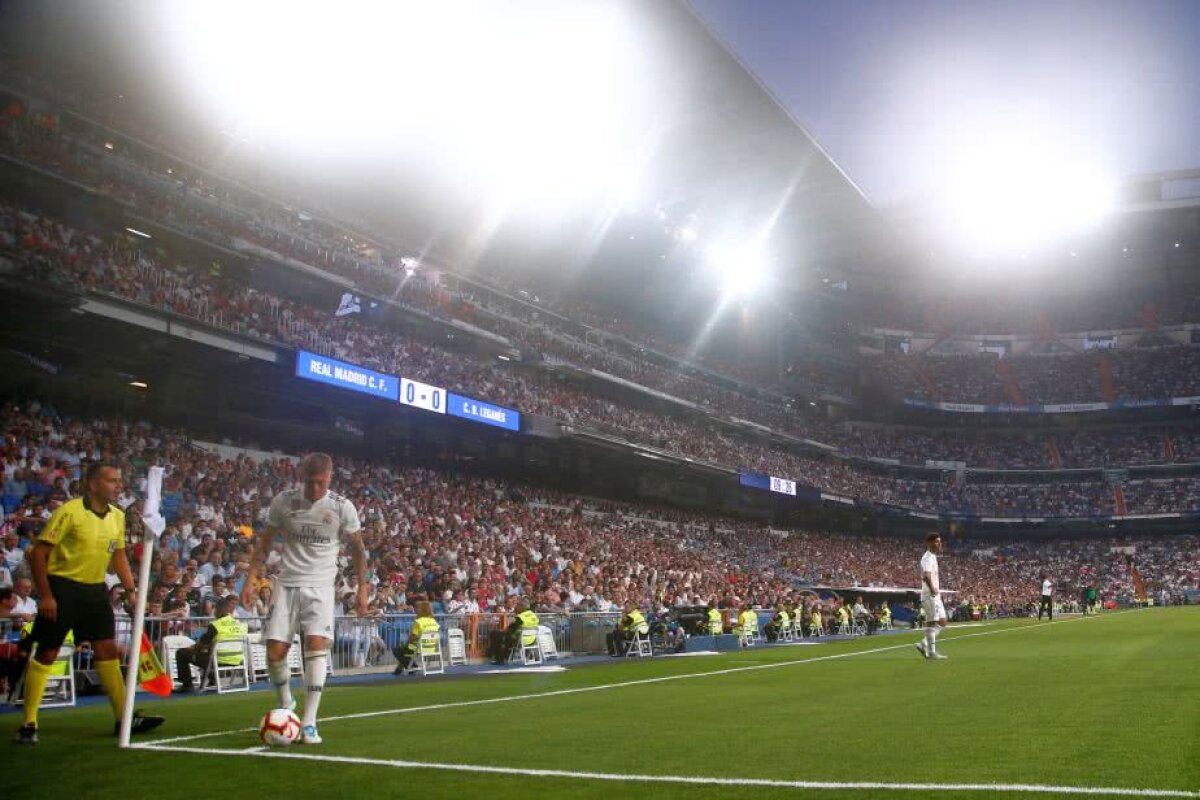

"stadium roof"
[0,0,877,280]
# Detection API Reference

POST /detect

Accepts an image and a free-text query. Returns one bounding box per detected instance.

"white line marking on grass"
[133,744,1199,798]
[140,611,1142,748]
[478,666,567,674]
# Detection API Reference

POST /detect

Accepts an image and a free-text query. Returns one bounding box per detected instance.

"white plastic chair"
[537,625,559,661]
[202,638,251,694]
[403,631,444,677]
[446,628,467,666]
[161,634,200,690]
[18,644,76,708]
[511,630,543,665]
[624,629,653,658]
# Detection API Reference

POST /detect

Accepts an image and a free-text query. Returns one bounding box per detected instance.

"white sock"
[924,628,935,651]
[930,626,942,653]
[268,659,293,709]
[301,652,328,728]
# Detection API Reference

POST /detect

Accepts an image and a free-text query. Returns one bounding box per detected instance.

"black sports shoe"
[115,711,165,737]
[14,724,38,745]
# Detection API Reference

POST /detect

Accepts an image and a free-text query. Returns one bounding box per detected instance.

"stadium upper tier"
[3,203,1199,519]
[3,83,1199,414]
[1,401,1196,608]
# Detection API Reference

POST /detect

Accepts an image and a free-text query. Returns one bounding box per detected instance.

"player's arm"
[241,526,278,609]
[348,530,368,617]
[29,541,57,622]
[922,569,938,597]
[109,546,138,612]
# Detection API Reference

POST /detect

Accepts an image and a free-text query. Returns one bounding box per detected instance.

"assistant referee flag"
[137,633,172,697]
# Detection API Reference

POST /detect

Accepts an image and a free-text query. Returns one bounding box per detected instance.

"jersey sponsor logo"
[291,524,332,545]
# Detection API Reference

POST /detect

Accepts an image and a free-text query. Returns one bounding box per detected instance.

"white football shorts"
[922,595,947,624]
[265,585,336,643]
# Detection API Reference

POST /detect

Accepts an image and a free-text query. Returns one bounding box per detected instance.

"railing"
[134,611,625,672]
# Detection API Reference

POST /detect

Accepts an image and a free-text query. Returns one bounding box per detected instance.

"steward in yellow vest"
[765,604,790,641]
[21,621,75,676]
[706,603,723,635]
[393,600,441,674]
[607,602,649,656]
[174,597,247,692]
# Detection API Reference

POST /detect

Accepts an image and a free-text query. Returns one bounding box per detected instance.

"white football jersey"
[267,488,361,588]
[1042,579,1053,595]
[919,550,940,600]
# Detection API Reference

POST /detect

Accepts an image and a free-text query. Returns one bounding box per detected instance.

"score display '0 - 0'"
[399,377,446,414]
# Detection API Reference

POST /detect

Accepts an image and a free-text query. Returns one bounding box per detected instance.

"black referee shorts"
[29,575,115,650]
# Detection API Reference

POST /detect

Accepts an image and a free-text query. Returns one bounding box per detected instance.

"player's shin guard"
[95,659,127,719]
[22,659,52,727]
[268,658,293,709]
[301,651,329,728]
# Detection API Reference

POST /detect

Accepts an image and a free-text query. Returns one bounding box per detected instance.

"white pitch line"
[133,743,1199,798]
[140,610,1142,748]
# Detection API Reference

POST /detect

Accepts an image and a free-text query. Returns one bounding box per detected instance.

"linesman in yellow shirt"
[14,462,164,744]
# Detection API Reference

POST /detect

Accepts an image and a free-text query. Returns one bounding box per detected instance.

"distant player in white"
[242,453,366,744]
[1038,573,1054,621]
[916,533,948,660]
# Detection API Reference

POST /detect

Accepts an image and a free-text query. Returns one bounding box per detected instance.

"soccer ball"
[259,708,301,747]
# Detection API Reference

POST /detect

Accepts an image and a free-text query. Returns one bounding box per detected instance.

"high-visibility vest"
[736,610,756,633]
[23,622,74,676]
[707,608,722,635]
[517,610,539,645]
[774,611,790,627]
[623,610,649,635]
[837,607,850,624]
[211,615,248,666]
[409,616,441,654]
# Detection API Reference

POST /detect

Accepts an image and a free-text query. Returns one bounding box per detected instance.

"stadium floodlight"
[932,127,1114,259]
[159,1,649,215]
[706,242,770,299]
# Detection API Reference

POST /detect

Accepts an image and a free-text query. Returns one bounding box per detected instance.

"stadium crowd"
[5,203,1200,517]
[874,349,1200,406]
[1,402,1195,631]
[4,91,1200,418]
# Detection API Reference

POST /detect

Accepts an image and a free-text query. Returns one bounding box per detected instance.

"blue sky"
[691,0,1200,206]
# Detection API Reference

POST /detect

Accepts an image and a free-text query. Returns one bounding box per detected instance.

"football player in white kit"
[916,532,948,660]
[241,453,366,744]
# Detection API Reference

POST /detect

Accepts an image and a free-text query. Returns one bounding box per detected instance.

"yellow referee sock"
[96,659,127,719]
[22,659,52,727]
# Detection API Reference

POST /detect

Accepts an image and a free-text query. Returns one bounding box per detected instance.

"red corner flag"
[137,633,172,697]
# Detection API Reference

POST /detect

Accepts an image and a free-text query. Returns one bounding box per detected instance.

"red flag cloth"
[137,633,173,697]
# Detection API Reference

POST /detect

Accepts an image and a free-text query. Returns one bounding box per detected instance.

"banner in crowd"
[904,396,1200,414]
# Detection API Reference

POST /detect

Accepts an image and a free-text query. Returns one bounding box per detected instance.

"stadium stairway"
[1047,438,1063,468]
[907,357,942,401]
[994,359,1026,406]
[1114,485,1127,516]
[1163,431,1177,462]
[1098,353,1116,402]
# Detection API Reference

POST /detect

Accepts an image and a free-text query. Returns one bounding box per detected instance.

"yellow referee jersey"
[38,497,126,585]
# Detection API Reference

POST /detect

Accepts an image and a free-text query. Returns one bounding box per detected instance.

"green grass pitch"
[8,608,1198,799]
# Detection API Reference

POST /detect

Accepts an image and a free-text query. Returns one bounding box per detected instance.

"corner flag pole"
[119,465,164,748]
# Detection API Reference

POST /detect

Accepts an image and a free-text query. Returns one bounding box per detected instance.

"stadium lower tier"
[1,401,1196,613]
